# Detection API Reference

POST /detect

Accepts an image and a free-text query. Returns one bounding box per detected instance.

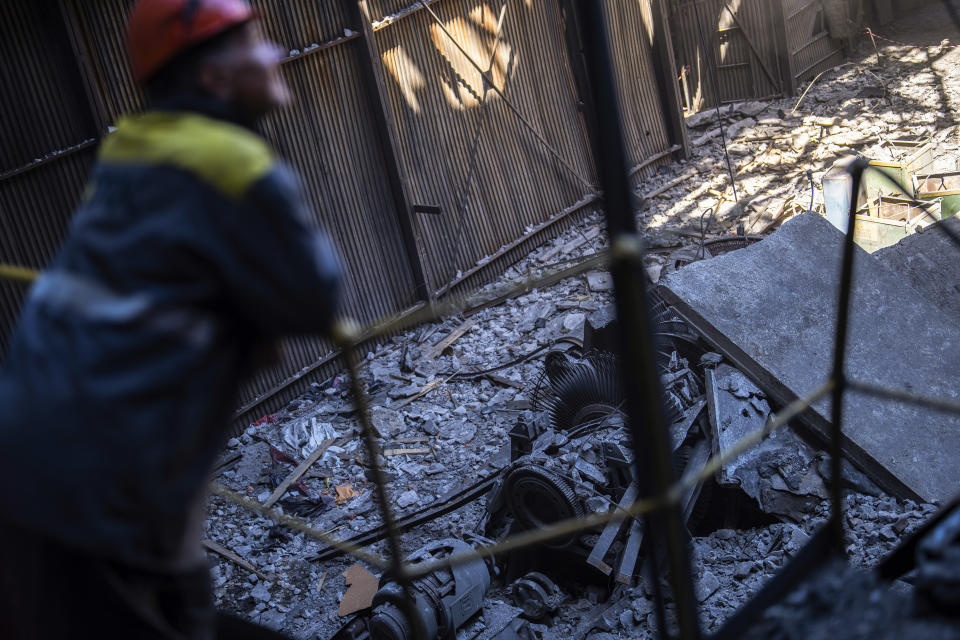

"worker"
[0,1,342,638]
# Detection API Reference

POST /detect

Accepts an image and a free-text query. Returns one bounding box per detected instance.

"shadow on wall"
[382,2,515,113]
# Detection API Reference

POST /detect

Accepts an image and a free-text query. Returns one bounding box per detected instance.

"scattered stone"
[369,407,404,439]
[696,571,721,602]
[439,420,477,444]
[396,490,419,509]
[251,583,272,603]
[563,312,586,333]
[585,271,614,292]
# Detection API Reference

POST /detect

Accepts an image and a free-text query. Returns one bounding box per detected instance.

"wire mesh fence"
[3,1,960,638]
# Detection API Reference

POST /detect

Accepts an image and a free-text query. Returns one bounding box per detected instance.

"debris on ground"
[204,9,960,638]
[661,212,960,504]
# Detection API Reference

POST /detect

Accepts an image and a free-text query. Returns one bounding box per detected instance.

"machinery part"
[586,482,639,575]
[509,418,539,461]
[600,442,634,494]
[503,465,584,548]
[535,351,625,432]
[511,572,564,621]
[126,0,258,83]
[534,350,683,432]
[369,539,492,640]
[615,519,644,585]
[915,503,960,617]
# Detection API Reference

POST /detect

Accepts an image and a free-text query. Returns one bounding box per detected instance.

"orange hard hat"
[126,0,258,83]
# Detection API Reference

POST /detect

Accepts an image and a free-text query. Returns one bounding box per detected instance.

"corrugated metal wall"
[784,0,845,82]
[1,0,680,425]
[372,1,597,291]
[0,0,100,359]
[670,0,844,113]
[607,0,674,169]
[670,0,783,111]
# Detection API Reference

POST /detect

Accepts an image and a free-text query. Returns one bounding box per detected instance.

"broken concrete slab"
[661,212,960,503]
[873,216,960,319]
[707,364,827,520]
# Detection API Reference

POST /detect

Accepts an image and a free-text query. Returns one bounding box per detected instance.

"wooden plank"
[484,373,524,389]
[615,519,644,584]
[263,438,336,509]
[393,372,458,409]
[642,171,697,200]
[426,319,476,359]
[628,145,684,178]
[383,447,432,456]
[202,539,270,581]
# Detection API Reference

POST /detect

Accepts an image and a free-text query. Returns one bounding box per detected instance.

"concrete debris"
[203,9,958,637]
[739,557,960,640]
[282,416,337,459]
[395,489,418,509]
[662,212,960,504]
[585,270,614,292]
[707,363,828,520]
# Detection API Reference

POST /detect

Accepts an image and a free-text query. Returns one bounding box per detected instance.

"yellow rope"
[0,263,39,283]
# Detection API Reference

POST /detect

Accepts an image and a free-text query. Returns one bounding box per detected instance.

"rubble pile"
[638,6,960,262]
[204,10,959,640]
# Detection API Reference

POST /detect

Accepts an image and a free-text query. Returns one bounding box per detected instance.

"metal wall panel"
[0,1,97,172]
[0,148,97,354]
[236,38,422,421]
[2,0,681,425]
[606,0,673,169]
[60,0,145,131]
[373,0,609,290]
[670,0,782,112]
[784,0,844,81]
[670,0,844,113]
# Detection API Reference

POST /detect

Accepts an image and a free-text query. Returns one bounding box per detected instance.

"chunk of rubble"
[661,212,960,503]
[873,216,960,319]
[706,363,828,520]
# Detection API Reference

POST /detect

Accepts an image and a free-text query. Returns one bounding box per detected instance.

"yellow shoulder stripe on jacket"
[100,112,274,199]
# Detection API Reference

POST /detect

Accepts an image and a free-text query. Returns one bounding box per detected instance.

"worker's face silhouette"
[198,22,290,123]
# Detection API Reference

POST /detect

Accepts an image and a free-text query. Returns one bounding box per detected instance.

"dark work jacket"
[0,108,342,571]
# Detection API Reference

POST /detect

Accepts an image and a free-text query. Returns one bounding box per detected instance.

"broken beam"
[615,520,644,585]
[587,482,639,575]
[642,171,697,200]
[202,539,271,582]
[383,447,432,456]
[425,319,476,359]
[263,438,336,509]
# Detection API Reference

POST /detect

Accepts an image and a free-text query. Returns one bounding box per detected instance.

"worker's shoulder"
[99,111,276,200]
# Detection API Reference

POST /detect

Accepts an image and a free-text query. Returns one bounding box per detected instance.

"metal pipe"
[829,157,869,552]
[570,2,700,638]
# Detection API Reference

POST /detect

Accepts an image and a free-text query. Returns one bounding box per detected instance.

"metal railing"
[4,2,960,638]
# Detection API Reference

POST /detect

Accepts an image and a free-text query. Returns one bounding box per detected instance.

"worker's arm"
[206,163,344,335]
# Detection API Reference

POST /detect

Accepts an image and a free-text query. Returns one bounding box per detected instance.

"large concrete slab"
[660,213,960,503]
[873,216,960,320]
